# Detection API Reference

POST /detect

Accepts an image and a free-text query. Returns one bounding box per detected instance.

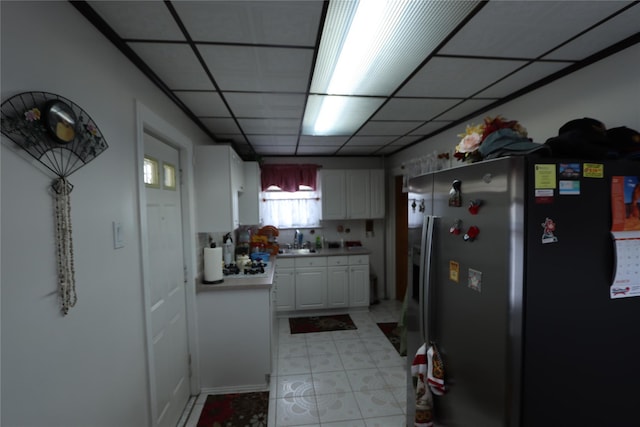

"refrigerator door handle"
[420,215,439,344]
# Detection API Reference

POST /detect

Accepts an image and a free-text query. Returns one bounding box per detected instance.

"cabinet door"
[346,170,370,219]
[275,268,295,311]
[239,161,260,225]
[320,170,346,220]
[231,150,245,192]
[295,267,327,310]
[327,266,349,308]
[194,146,236,232]
[369,169,385,219]
[349,264,369,307]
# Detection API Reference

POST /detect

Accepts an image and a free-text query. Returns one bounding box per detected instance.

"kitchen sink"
[278,248,316,255]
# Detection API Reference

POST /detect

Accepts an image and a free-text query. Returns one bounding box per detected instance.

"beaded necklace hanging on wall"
[1,92,108,315]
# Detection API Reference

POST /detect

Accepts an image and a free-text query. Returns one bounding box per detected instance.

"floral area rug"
[377,322,405,356]
[197,391,268,427]
[289,314,357,334]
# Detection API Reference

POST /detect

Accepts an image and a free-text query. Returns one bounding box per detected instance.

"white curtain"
[260,190,321,228]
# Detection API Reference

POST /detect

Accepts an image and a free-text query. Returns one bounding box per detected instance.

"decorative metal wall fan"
[1,92,109,315]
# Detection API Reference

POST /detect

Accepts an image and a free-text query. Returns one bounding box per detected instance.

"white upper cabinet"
[320,170,346,220]
[346,170,370,219]
[238,161,260,226]
[320,169,385,220]
[194,145,243,232]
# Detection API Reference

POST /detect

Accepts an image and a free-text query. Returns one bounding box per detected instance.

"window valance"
[261,164,319,192]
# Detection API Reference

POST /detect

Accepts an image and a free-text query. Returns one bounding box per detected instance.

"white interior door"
[144,132,190,427]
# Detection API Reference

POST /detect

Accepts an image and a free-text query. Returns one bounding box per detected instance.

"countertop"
[276,246,371,258]
[196,261,275,292]
[196,247,371,292]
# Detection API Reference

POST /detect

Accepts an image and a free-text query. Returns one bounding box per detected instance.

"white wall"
[384,43,640,301]
[1,2,212,426]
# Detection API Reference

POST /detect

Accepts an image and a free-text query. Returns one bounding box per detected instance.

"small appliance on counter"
[222,232,234,265]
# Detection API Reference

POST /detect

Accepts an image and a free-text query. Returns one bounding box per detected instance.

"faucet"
[293,229,301,248]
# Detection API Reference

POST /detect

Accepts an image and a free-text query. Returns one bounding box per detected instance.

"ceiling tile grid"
[80,0,639,159]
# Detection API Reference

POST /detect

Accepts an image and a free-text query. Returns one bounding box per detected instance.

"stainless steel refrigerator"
[406,156,640,426]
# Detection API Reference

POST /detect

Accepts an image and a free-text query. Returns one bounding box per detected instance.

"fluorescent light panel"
[304,0,480,136]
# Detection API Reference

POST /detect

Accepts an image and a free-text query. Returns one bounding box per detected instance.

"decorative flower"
[85,122,98,136]
[24,108,41,122]
[454,115,527,162]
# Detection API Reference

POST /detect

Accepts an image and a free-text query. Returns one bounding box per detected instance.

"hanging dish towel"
[427,344,446,396]
[411,344,434,427]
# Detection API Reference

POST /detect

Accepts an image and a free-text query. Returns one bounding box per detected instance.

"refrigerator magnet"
[468,268,482,292]
[541,217,558,243]
[468,199,483,215]
[449,180,462,207]
[463,226,479,241]
[449,260,460,283]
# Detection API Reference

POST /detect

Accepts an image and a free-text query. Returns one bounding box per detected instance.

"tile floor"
[183,299,407,427]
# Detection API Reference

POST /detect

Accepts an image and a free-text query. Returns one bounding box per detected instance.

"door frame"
[135,101,200,424]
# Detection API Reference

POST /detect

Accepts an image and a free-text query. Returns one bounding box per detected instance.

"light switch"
[113,221,124,249]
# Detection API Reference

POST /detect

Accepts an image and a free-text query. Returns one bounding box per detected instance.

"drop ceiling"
[74,0,640,160]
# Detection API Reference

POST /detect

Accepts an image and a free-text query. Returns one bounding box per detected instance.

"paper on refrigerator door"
[610,176,640,299]
[611,231,640,299]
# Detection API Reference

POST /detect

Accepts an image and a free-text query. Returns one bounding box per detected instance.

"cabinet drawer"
[328,256,349,266]
[295,256,327,268]
[276,258,295,268]
[348,255,369,265]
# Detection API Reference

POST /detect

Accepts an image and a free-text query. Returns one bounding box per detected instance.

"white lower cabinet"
[349,255,370,307]
[275,258,295,311]
[276,254,369,312]
[295,257,327,310]
[327,256,349,308]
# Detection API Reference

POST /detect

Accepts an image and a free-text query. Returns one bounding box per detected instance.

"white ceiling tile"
[398,57,527,98]
[440,1,630,58]
[410,121,453,136]
[296,145,341,155]
[299,135,350,146]
[544,4,640,60]
[198,45,313,92]
[390,135,426,146]
[200,119,241,135]
[128,42,213,90]
[348,136,397,146]
[88,1,184,40]
[224,93,306,119]
[436,99,496,121]
[373,98,461,121]
[337,145,381,155]
[356,121,424,136]
[377,145,405,155]
[173,1,323,46]
[238,118,300,135]
[476,61,572,98]
[175,91,228,117]
[257,146,298,155]
[248,135,298,146]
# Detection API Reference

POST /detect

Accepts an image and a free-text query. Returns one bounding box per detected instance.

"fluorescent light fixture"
[303,0,480,136]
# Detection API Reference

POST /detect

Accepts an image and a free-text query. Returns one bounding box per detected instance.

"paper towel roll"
[203,247,224,284]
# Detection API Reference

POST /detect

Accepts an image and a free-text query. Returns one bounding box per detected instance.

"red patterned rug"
[377,322,405,356]
[196,391,268,427]
[289,314,357,334]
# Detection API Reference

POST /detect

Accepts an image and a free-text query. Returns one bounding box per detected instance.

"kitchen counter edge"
[196,263,275,292]
[276,247,371,258]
